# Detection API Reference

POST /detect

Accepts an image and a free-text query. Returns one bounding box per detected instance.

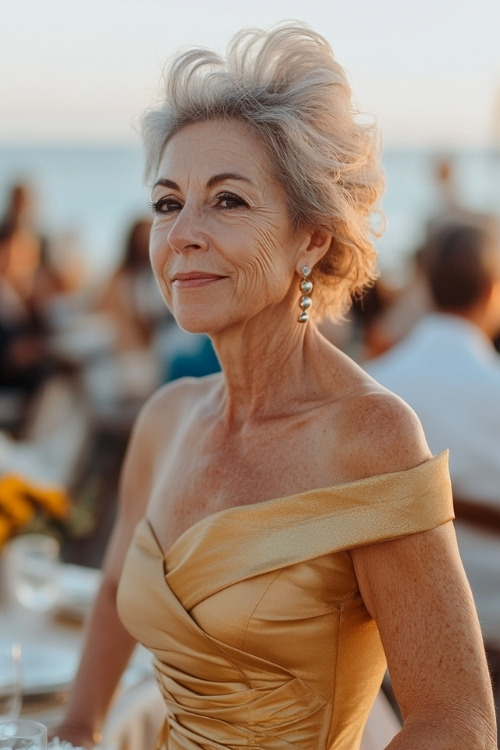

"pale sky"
[2,0,500,147]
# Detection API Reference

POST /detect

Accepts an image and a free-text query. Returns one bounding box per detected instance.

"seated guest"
[96,218,164,353]
[0,223,48,401]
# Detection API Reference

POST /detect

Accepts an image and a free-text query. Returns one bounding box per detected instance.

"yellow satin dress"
[117,452,453,750]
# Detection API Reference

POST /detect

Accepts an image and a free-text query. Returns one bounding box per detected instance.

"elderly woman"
[54,22,496,750]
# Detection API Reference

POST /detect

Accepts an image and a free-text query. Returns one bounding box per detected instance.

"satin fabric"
[117,452,453,749]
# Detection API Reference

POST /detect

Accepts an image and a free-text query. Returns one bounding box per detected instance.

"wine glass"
[0,644,22,723]
[0,719,47,749]
[9,535,60,613]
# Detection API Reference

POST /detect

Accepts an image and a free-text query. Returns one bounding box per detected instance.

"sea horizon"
[1,142,500,286]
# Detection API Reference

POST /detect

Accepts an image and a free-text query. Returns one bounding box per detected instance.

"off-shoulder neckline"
[144,452,448,559]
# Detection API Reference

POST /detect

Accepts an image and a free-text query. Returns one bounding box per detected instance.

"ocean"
[1,144,500,287]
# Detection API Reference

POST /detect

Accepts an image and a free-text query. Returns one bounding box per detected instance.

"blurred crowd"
[0,182,221,423]
[0,180,220,566]
[1,160,500,714]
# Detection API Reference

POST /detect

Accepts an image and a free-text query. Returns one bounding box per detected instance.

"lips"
[171,271,225,288]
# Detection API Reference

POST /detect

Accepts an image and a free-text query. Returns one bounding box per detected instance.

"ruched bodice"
[117,452,453,749]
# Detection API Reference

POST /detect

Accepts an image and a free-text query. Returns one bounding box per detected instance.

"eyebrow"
[207,172,253,188]
[152,172,254,191]
[152,178,179,190]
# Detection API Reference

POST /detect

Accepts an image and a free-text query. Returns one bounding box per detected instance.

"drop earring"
[297,265,313,323]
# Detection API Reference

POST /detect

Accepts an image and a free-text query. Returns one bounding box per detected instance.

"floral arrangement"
[0,473,71,547]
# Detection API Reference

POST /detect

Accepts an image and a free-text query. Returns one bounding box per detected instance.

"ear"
[296,229,332,272]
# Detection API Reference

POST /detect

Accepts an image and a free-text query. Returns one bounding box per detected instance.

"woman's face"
[149,119,308,334]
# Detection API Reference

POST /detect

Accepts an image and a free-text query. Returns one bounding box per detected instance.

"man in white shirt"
[366,219,500,656]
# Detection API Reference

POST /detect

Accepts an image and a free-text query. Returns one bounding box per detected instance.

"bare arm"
[352,522,497,749]
[347,388,496,747]
[51,398,159,748]
[53,569,137,747]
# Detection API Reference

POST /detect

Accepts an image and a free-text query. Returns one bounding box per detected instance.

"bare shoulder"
[101,373,224,581]
[335,371,432,480]
[119,373,222,509]
[133,372,222,451]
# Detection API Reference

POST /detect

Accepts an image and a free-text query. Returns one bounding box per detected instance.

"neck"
[209,313,332,428]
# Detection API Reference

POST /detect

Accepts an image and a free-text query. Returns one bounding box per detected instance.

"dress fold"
[117,452,453,749]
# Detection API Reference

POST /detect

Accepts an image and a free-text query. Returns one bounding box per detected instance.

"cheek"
[149,230,172,301]
[232,220,293,296]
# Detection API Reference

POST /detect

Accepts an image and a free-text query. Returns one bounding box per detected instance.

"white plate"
[3,642,80,697]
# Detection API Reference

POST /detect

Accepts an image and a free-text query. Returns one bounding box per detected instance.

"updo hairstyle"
[142,22,385,319]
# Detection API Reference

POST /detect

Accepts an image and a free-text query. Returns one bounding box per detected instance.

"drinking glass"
[9,535,60,613]
[0,644,22,722]
[0,719,47,749]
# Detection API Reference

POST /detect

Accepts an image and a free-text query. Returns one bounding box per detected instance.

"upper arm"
[351,522,496,742]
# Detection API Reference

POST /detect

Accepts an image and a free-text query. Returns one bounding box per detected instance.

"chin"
[173,308,224,336]
[179,313,248,338]
[176,321,212,335]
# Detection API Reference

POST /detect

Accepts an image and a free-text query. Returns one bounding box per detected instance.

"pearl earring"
[297,265,313,323]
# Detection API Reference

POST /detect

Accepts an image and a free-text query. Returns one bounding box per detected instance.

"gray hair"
[141,21,385,318]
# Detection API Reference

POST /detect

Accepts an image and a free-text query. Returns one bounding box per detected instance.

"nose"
[167,204,208,254]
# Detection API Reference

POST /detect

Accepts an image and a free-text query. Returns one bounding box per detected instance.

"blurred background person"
[350,153,494,365]
[351,246,433,363]
[0,180,87,351]
[350,279,400,361]
[0,182,89,433]
[365,217,500,718]
[0,222,48,407]
[96,218,161,354]
[0,182,43,305]
[88,217,167,405]
[426,154,493,236]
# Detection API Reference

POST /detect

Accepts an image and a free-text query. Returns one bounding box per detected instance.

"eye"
[149,196,182,214]
[216,192,248,209]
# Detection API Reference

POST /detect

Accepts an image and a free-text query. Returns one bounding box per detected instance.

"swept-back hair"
[142,22,385,318]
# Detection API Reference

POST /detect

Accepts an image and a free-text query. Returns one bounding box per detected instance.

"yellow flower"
[0,473,71,544]
[0,515,12,546]
[0,478,34,524]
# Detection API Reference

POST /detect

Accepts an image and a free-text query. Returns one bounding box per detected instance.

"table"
[0,561,161,750]
[2,598,82,729]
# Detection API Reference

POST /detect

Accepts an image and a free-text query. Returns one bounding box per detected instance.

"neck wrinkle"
[211,321,323,429]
